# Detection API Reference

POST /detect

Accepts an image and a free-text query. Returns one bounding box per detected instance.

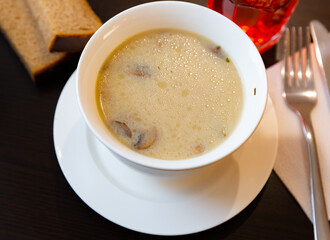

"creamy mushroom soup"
[96,29,243,160]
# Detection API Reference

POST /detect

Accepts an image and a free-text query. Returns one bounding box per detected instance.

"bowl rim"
[76,1,268,171]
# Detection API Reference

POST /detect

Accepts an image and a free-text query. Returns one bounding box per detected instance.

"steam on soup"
[96,29,243,160]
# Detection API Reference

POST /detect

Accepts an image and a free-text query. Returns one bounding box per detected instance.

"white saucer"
[53,71,278,236]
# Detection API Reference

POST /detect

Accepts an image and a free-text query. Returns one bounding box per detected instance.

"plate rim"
[53,70,278,236]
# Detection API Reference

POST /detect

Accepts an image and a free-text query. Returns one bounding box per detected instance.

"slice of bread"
[25,0,103,52]
[0,0,67,81]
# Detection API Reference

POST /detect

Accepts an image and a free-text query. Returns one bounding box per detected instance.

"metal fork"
[278,26,330,240]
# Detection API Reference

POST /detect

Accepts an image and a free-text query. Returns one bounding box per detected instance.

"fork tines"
[276,26,313,88]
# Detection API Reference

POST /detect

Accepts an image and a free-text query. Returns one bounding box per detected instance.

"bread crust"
[25,0,103,52]
[0,0,67,81]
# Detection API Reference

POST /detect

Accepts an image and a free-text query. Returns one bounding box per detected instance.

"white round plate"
[53,71,278,236]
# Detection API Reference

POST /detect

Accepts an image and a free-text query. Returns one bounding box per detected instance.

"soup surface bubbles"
[96,29,243,160]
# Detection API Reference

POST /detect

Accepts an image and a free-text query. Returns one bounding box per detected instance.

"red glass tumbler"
[207,0,299,53]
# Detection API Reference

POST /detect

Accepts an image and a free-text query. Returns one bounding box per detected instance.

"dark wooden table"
[0,0,329,239]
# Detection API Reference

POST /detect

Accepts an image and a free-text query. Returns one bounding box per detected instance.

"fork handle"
[304,120,330,240]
